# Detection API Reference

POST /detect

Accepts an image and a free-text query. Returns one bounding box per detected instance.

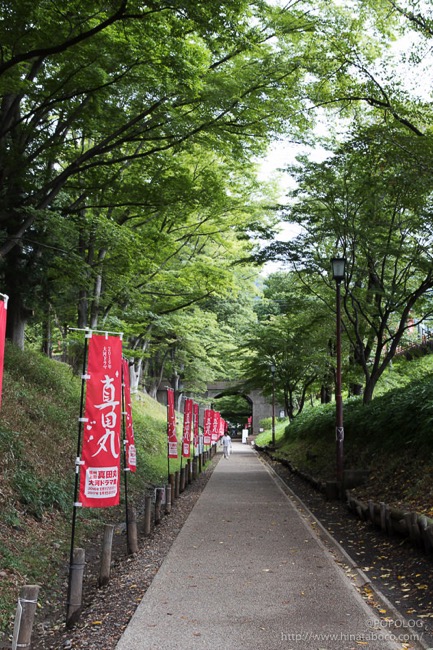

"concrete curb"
[258,453,430,650]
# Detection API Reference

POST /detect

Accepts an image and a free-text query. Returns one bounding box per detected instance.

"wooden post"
[66,548,85,627]
[165,484,172,515]
[174,470,180,498]
[198,452,202,473]
[187,459,192,484]
[192,457,198,480]
[127,505,139,555]
[155,488,164,525]
[144,495,152,536]
[169,473,175,502]
[98,524,114,587]
[180,467,185,493]
[12,585,40,650]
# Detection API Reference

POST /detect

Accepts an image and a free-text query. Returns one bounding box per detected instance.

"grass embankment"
[0,344,185,632]
[256,354,433,517]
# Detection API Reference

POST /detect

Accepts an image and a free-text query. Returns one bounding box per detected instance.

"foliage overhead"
[259,124,433,402]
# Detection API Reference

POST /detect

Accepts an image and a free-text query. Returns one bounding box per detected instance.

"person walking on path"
[222,432,232,458]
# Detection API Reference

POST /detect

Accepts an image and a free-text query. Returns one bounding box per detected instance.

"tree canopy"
[2,0,433,405]
[259,122,433,402]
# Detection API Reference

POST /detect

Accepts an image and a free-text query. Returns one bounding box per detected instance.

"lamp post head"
[270,364,276,375]
[331,257,346,283]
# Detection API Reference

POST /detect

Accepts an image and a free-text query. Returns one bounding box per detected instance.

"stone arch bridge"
[156,381,285,435]
[205,381,284,435]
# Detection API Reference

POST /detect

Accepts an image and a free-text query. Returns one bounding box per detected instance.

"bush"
[278,372,433,478]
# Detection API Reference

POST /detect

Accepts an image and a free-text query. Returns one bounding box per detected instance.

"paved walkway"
[116,442,403,650]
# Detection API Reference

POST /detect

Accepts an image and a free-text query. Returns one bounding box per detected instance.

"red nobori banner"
[211,410,220,443]
[167,388,178,458]
[122,358,136,472]
[0,297,7,409]
[79,334,123,508]
[193,402,199,448]
[203,409,212,445]
[182,398,193,458]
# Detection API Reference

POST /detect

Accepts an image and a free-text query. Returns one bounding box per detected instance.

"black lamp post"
[271,364,276,447]
[331,257,346,486]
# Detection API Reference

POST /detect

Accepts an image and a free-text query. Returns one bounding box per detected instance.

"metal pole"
[67,334,89,618]
[167,398,170,482]
[121,361,130,553]
[335,280,344,485]
[272,373,276,447]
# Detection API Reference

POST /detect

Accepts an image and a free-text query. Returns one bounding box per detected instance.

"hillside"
[0,344,182,633]
[257,353,433,517]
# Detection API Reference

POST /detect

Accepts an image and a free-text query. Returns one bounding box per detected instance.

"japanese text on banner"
[193,402,199,449]
[203,409,212,446]
[182,398,193,458]
[167,388,178,458]
[122,358,136,472]
[79,335,122,508]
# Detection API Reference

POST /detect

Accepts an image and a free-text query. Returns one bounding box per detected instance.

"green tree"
[122,264,262,397]
[262,125,433,403]
[0,0,396,345]
[0,1,289,342]
[241,272,334,419]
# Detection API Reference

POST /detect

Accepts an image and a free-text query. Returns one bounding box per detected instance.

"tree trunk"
[41,302,52,357]
[350,383,363,396]
[320,385,332,403]
[148,383,158,399]
[6,293,31,349]
[77,289,88,328]
[89,248,107,329]
[284,388,294,421]
[2,240,34,349]
[362,379,376,404]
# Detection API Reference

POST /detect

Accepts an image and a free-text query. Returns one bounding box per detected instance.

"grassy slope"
[0,344,185,631]
[256,354,433,517]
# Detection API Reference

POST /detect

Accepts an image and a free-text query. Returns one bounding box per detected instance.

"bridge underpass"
[156,381,285,436]
[205,381,285,435]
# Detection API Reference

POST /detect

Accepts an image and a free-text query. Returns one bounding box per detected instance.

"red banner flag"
[203,409,212,445]
[211,411,220,443]
[79,334,123,508]
[167,388,178,458]
[193,402,199,449]
[182,398,193,458]
[122,358,136,472]
[0,297,7,408]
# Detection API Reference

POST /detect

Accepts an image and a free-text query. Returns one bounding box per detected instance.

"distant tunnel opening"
[211,393,252,436]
